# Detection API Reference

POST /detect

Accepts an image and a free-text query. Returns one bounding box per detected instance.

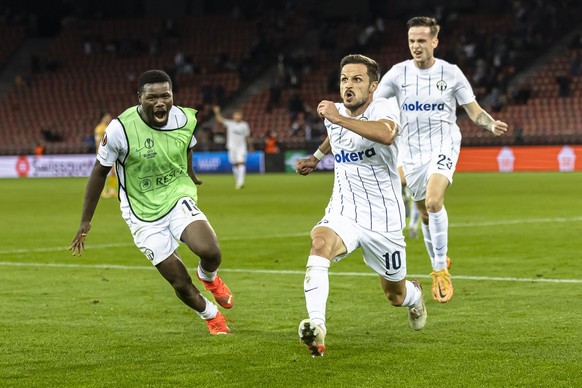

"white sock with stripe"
[429,207,449,271]
[421,222,435,268]
[304,255,330,329]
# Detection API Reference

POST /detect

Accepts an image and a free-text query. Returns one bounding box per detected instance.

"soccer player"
[212,105,252,189]
[94,112,117,198]
[70,70,233,335]
[374,16,508,303]
[399,165,421,239]
[295,54,427,357]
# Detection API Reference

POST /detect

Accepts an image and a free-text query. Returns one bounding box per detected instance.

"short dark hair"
[407,16,440,37]
[339,54,380,83]
[138,70,172,93]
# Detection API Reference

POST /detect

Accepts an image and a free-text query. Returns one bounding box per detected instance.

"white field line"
[0,261,580,284]
[2,216,581,255]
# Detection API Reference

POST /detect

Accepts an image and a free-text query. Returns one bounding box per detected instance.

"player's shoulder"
[104,117,124,137]
[434,58,463,73]
[387,59,414,73]
[369,97,392,108]
[367,97,399,121]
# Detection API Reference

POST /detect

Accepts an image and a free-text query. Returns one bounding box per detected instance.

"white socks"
[232,165,246,187]
[428,207,449,271]
[409,202,420,231]
[421,222,435,268]
[196,295,218,320]
[401,280,421,307]
[237,165,246,186]
[197,264,217,282]
[304,255,330,329]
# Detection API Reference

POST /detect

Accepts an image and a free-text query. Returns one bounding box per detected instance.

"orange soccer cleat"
[198,274,234,309]
[206,311,231,335]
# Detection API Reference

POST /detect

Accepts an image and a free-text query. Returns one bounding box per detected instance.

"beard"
[343,97,367,111]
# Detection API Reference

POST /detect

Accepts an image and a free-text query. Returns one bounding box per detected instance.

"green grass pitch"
[0,171,581,387]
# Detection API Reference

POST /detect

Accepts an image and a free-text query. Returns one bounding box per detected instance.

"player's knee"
[195,244,222,264]
[425,196,443,213]
[310,235,333,257]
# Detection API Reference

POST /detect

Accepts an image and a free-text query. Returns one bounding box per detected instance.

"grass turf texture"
[0,172,581,387]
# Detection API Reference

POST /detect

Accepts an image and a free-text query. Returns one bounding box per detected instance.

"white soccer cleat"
[408,280,427,331]
[298,319,326,357]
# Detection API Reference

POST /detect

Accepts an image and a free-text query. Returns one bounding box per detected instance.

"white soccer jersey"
[96,105,197,214]
[224,119,250,150]
[375,58,475,168]
[324,98,405,233]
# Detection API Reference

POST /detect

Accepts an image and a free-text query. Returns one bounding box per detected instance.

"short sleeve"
[369,97,400,127]
[374,67,398,99]
[453,66,476,106]
[97,119,126,167]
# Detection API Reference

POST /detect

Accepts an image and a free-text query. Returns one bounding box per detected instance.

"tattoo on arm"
[475,112,494,130]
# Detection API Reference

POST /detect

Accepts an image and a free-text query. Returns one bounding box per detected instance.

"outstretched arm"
[462,101,508,136]
[296,137,331,176]
[69,161,111,256]
[317,100,398,145]
[212,105,226,125]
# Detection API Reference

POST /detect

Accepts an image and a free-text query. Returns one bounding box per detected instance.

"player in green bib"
[70,70,233,335]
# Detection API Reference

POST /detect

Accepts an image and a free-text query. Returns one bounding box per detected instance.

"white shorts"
[404,148,460,202]
[312,214,407,282]
[228,147,247,165]
[122,196,208,265]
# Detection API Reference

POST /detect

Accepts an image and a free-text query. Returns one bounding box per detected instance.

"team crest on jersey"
[142,247,154,261]
[436,80,447,91]
[101,133,107,146]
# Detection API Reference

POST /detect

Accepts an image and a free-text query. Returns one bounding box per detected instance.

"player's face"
[339,63,377,112]
[233,111,243,121]
[138,82,173,127]
[408,26,438,68]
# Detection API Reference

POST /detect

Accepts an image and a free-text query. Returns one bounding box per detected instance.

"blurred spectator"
[556,72,572,97]
[570,50,581,76]
[486,87,502,112]
[264,130,280,154]
[195,126,213,152]
[289,111,312,140]
[288,89,305,118]
[514,122,525,145]
[41,125,63,142]
[35,143,45,156]
[266,76,283,113]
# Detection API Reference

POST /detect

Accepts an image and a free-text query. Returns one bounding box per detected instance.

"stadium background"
[0,0,581,174]
[1,2,581,386]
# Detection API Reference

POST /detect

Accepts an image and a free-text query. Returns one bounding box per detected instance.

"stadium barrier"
[284,146,581,173]
[1,146,579,178]
[0,151,265,178]
[192,151,264,174]
[457,145,581,172]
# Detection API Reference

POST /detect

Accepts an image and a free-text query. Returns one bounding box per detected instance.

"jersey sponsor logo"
[334,147,377,163]
[139,168,184,192]
[401,101,445,111]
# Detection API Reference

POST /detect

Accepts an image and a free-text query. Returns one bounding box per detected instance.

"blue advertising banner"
[192,151,265,174]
